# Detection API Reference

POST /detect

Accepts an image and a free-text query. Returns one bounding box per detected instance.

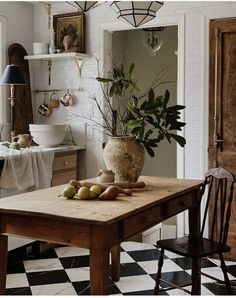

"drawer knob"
[64,161,69,166]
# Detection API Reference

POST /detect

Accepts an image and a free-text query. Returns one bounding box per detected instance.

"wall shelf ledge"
[24,52,89,61]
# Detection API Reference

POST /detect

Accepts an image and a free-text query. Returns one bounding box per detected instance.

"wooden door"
[209,19,236,260]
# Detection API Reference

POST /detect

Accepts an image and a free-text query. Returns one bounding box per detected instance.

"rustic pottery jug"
[13,134,33,148]
[97,169,115,183]
[103,136,145,183]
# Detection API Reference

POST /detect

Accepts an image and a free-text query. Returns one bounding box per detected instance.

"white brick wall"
[2,1,236,179]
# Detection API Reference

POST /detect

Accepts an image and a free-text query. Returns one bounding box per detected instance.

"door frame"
[99,14,186,236]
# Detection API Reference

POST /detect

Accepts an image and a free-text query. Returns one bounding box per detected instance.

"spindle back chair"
[154,167,235,295]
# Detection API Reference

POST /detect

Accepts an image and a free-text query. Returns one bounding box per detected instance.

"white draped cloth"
[0,146,55,190]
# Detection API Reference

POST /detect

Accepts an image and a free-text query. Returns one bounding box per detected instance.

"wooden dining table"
[0,176,203,295]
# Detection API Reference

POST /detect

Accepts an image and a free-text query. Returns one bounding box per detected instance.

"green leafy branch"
[124,89,186,157]
[95,63,186,157]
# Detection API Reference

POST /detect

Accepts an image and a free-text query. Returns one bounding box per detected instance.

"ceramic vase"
[49,30,56,54]
[103,136,145,183]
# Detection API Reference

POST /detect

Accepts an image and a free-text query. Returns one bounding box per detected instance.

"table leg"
[111,244,120,282]
[191,257,201,295]
[90,246,110,295]
[0,235,8,295]
[189,189,201,295]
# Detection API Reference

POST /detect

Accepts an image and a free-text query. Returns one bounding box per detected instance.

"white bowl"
[29,124,68,147]
[33,42,49,55]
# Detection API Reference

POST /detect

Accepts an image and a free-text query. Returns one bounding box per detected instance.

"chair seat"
[156,236,230,258]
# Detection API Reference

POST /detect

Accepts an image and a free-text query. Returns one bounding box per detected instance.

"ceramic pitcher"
[97,169,115,183]
[13,134,33,148]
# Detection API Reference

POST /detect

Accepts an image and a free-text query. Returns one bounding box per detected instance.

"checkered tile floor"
[6,241,236,295]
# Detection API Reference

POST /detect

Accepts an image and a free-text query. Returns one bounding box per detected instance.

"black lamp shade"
[111,1,164,28]
[0,65,26,85]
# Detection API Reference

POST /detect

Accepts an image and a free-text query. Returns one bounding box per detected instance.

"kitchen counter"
[30,144,86,153]
[0,144,86,160]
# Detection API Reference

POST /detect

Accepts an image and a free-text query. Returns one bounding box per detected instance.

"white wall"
[0,1,33,138]
[31,1,236,181]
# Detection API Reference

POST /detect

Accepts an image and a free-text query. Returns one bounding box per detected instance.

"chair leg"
[219,252,232,294]
[191,257,201,295]
[154,248,165,295]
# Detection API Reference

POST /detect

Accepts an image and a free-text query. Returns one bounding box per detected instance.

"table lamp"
[0,64,26,141]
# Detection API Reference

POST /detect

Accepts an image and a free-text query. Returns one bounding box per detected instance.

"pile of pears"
[62,181,102,200]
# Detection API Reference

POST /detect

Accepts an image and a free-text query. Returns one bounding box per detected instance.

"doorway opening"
[112,26,178,178]
[102,24,183,240]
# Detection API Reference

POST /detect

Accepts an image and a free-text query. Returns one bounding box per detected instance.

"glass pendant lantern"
[142,27,164,56]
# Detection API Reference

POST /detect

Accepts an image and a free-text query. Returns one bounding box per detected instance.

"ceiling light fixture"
[110,1,164,28]
[66,1,99,12]
[142,26,164,56]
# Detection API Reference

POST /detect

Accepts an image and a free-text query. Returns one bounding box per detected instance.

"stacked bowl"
[29,124,68,147]
[33,42,49,55]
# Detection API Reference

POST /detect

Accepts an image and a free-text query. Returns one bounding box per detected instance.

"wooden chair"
[154,167,235,295]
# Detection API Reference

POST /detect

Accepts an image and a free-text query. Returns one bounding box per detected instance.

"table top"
[0,176,203,225]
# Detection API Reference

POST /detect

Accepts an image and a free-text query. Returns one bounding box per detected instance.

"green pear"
[90,185,102,196]
[1,142,10,148]
[90,190,98,199]
[77,186,92,200]
[62,185,77,199]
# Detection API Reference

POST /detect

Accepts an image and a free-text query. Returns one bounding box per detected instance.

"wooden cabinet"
[51,151,77,186]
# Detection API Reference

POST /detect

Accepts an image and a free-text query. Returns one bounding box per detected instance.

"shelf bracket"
[75,58,83,91]
[47,60,52,86]
[75,58,82,76]
[40,2,52,29]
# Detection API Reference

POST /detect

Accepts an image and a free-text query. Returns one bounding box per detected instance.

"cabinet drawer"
[53,152,77,172]
[51,169,77,186]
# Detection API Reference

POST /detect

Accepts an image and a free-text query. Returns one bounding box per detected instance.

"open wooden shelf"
[24,52,89,61]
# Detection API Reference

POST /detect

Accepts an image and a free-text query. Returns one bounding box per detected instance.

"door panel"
[209,19,236,260]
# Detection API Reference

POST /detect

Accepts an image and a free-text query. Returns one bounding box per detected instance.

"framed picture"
[53,12,85,53]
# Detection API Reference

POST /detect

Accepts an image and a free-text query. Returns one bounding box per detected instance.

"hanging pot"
[60,89,74,107]
[38,93,52,117]
[103,136,145,183]
[49,92,60,109]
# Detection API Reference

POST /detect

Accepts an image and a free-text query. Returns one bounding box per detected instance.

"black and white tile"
[6,241,236,295]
